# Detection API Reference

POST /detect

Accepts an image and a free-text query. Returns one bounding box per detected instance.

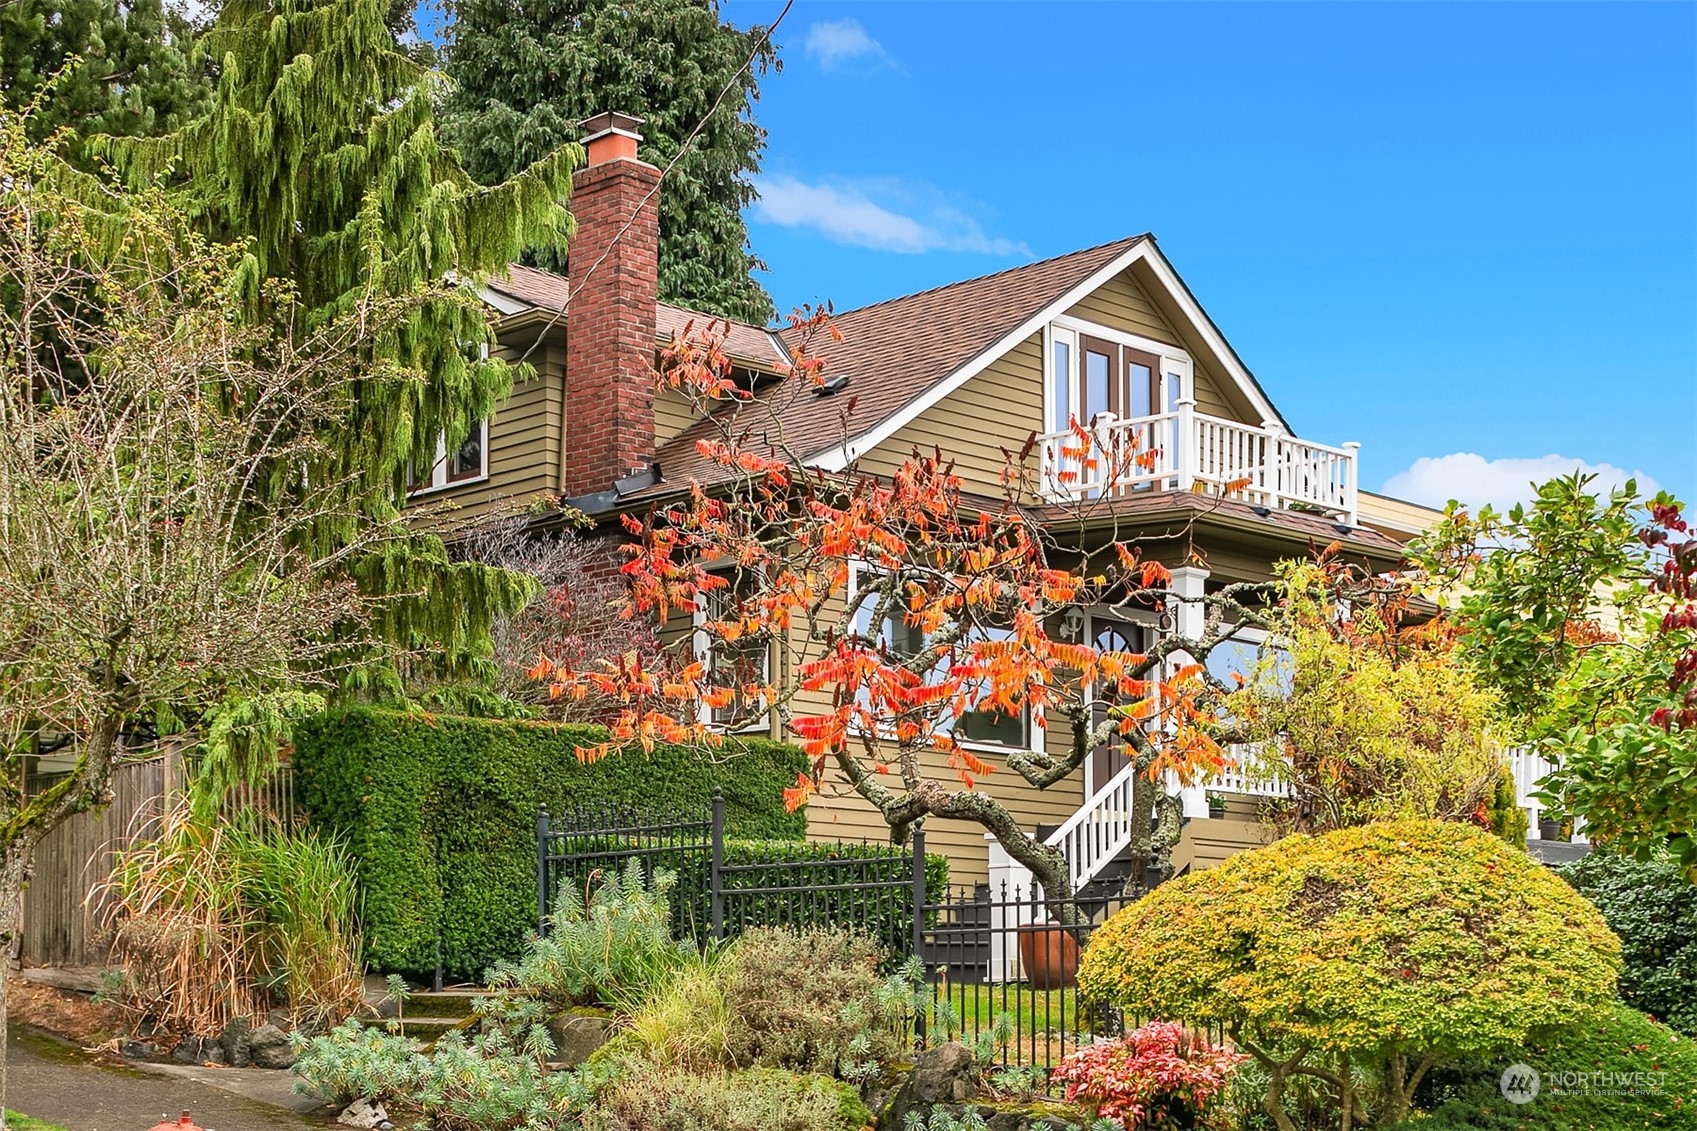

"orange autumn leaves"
[526,310,1230,804]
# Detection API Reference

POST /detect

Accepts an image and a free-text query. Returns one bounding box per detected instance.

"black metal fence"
[537,790,919,956]
[535,795,1209,1082]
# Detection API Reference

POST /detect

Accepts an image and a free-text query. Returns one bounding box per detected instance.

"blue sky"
[721,1,1695,509]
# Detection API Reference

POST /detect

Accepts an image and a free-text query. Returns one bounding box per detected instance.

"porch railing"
[1037,402,1360,525]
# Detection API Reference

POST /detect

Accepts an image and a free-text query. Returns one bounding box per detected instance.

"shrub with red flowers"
[1051,1021,1245,1129]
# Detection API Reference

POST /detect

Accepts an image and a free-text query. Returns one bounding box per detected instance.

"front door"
[1087,615,1148,797]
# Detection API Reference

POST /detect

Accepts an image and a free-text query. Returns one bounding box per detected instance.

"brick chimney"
[564,111,659,498]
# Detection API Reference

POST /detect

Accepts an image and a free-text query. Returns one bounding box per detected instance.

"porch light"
[1059,607,1085,640]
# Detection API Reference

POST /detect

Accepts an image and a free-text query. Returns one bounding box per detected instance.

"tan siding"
[409,340,565,526]
[856,334,1044,499]
[654,385,698,446]
[1171,816,1272,876]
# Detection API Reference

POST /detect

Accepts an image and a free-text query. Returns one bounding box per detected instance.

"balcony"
[1036,401,1361,526]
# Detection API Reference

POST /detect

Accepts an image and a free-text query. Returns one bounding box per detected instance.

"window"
[1045,320,1191,434]
[849,566,1034,750]
[697,571,770,731]
[1205,629,1293,699]
[410,419,488,493]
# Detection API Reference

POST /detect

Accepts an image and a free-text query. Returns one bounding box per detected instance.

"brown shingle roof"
[641,234,1150,496]
[485,263,789,371]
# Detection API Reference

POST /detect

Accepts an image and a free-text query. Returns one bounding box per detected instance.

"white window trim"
[1042,315,1195,440]
[408,418,489,496]
[693,570,772,734]
[845,559,1047,757]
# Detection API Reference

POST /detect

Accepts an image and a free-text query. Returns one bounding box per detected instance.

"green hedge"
[293,707,808,978]
[1560,850,1697,1036]
[1400,1004,1697,1130]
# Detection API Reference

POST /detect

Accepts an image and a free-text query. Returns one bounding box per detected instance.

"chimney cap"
[579,111,645,145]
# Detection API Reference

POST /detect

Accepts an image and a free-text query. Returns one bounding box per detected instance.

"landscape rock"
[219,1016,252,1068]
[120,1038,159,1060]
[909,1042,979,1103]
[544,1012,612,1067]
[172,1036,226,1065]
[337,1099,392,1129]
[246,1022,297,1069]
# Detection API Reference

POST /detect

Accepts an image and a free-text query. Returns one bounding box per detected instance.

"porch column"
[1342,441,1361,526]
[985,834,1036,983]
[1167,567,1211,818]
[1175,394,1195,492]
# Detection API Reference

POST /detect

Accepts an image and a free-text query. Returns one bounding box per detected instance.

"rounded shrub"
[1078,819,1622,1127]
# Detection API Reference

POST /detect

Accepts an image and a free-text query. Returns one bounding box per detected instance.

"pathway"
[6,1029,327,1131]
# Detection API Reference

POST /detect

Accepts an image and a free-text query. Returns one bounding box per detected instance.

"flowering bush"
[1051,1021,1245,1129]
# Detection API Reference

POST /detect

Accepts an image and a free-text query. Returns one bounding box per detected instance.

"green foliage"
[0,0,206,153]
[1078,820,1622,1127]
[1239,564,1507,836]
[1411,473,1651,728]
[1396,1004,1697,1130]
[721,926,911,1081]
[584,1063,873,1131]
[96,0,580,695]
[597,947,735,1071]
[292,1019,599,1129]
[485,861,692,1016]
[441,0,777,322]
[903,1111,989,1131]
[1560,850,1697,1035]
[1410,474,1697,876]
[292,706,807,976]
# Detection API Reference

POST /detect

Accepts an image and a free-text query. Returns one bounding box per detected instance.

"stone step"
[362,1013,475,1044]
[398,990,484,1019]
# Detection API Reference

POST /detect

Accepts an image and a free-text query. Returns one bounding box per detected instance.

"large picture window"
[850,567,1034,751]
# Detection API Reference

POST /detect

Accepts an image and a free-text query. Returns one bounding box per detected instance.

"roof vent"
[813,374,851,397]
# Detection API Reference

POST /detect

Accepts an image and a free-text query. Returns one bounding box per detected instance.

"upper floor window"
[1046,320,1190,434]
[410,420,488,494]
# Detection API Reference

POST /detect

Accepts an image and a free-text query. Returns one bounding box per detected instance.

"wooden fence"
[19,755,296,969]
[21,757,168,969]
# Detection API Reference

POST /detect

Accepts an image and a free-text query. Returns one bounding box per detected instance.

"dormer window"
[1046,320,1190,433]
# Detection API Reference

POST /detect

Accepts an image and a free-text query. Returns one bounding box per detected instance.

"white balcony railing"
[1037,400,1361,525]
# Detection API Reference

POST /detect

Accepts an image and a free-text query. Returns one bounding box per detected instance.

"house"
[417,111,1465,891]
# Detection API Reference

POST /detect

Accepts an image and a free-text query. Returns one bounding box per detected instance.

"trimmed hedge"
[1560,850,1697,1036]
[293,707,808,978]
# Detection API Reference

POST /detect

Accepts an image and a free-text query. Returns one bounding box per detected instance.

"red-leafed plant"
[1052,1021,1246,1129]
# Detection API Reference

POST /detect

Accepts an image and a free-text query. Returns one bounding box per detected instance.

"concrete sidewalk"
[7,1028,328,1131]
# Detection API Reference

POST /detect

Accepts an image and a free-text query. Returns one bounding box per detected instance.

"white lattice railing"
[1038,408,1359,524]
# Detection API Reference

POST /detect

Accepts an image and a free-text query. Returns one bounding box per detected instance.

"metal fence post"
[536,804,550,936]
[710,789,725,941]
[911,823,927,1045]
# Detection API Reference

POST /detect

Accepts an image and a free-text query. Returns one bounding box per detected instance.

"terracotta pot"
[1017,919,1079,990]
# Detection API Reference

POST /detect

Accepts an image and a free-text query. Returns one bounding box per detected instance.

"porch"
[1036,403,1361,526]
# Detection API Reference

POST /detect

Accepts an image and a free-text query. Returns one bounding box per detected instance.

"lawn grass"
[929,983,1091,1036]
[7,1112,70,1131]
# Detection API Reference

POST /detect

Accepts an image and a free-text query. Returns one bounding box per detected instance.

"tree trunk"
[0,847,34,1131]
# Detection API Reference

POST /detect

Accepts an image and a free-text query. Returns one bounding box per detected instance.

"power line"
[514,0,794,364]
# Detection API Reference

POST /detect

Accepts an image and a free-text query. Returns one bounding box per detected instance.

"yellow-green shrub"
[1078,819,1620,1127]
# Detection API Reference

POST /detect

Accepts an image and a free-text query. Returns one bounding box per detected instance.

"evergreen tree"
[98,0,581,696]
[441,0,777,323]
[0,0,206,150]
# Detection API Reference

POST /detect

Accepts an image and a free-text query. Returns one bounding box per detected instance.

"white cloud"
[1383,453,1661,512]
[803,18,890,70]
[753,176,1032,257]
